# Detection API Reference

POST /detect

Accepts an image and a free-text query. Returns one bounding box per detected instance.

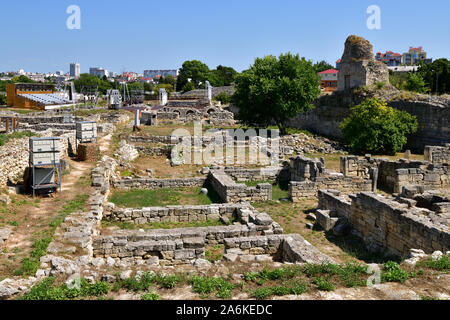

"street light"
[431,69,439,94]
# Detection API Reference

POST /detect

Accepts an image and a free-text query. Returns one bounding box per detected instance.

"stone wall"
[289,176,372,202]
[340,155,383,179]
[207,170,272,203]
[340,155,450,193]
[318,190,450,256]
[134,145,172,157]
[286,90,450,153]
[0,130,75,186]
[214,166,288,182]
[104,203,248,224]
[425,144,450,164]
[394,164,449,194]
[288,155,372,201]
[93,204,283,266]
[224,234,334,264]
[317,190,352,219]
[112,177,206,190]
[290,156,326,181]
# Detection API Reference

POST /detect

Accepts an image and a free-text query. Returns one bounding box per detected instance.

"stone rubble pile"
[0,228,12,246]
[114,140,139,163]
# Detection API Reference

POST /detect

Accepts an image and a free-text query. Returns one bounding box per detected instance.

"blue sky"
[1,0,449,74]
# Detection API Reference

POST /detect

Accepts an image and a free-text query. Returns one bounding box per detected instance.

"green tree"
[233,52,321,135]
[74,73,112,95]
[404,73,429,93]
[417,58,450,94]
[0,94,6,105]
[340,98,418,155]
[313,60,334,73]
[208,65,238,87]
[11,75,35,83]
[176,60,210,91]
[182,81,196,93]
[159,75,176,86]
[214,92,232,104]
[153,83,174,96]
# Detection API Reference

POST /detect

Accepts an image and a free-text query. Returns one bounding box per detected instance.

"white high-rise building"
[70,63,80,79]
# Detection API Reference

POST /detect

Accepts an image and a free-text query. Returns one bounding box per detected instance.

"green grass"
[0,131,35,146]
[109,187,220,208]
[190,276,235,299]
[205,244,224,263]
[416,255,450,271]
[18,277,111,300]
[141,291,161,300]
[312,277,335,291]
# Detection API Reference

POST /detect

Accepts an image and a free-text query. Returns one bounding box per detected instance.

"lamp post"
[432,69,439,94]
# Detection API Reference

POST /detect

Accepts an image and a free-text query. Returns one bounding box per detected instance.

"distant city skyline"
[0,0,449,74]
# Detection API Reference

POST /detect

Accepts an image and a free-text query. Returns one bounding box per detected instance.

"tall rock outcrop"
[337,35,389,91]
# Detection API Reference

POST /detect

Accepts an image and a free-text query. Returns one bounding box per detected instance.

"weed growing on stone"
[381,261,411,283]
[416,255,450,271]
[141,291,161,300]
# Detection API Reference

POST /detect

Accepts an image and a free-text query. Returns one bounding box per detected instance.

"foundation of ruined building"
[317,190,450,256]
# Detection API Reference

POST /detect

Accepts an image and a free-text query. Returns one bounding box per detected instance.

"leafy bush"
[340,97,418,155]
[0,94,6,105]
[381,261,410,283]
[404,73,429,93]
[289,279,308,295]
[214,92,232,104]
[141,291,161,300]
[20,278,111,300]
[156,274,179,289]
[182,81,195,93]
[252,287,274,300]
[190,276,235,299]
[312,277,335,291]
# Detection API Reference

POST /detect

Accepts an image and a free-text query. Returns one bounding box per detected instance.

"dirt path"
[0,134,113,278]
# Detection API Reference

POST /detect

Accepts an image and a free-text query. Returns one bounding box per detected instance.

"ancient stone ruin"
[337,35,390,91]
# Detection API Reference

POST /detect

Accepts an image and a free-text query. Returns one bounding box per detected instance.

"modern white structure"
[89,67,109,78]
[159,88,168,106]
[70,63,80,79]
[206,81,212,102]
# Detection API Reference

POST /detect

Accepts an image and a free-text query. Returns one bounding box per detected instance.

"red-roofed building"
[318,69,339,92]
[375,51,402,66]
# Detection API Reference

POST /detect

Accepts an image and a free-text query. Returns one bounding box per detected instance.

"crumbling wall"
[394,164,449,193]
[318,191,450,256]
[207,170,272,203]
[288,155,372,201]
[104,203,248,224]
[93,206,282,266]
[0,130,75,186]
[289,176,372,202]
[224,234,334,264]
[425,144,450,164]
[290,156,326,181]
[112,177,206,190]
